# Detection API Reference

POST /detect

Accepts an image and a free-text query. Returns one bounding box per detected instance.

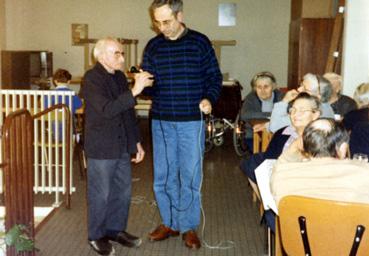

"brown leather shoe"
[182,230,201,250]
[148,224,180,241]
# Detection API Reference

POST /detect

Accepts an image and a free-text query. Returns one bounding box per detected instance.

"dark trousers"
[87,153,132,240]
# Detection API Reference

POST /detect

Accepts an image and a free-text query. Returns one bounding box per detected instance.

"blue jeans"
[152,120,204,233]
[87,153,131,240]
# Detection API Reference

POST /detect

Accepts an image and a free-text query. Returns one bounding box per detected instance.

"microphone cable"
[198,111,235,250]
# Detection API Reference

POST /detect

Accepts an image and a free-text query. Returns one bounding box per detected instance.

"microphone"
[130,66,140,73]
[130,66,154,80]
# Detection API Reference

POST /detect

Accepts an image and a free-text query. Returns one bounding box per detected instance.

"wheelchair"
[204,81,249,156]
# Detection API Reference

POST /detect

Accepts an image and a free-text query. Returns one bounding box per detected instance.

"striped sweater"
[142,28,222,121]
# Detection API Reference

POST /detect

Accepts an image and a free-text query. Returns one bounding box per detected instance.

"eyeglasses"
[288,107,318,115]
[154,17,176,29]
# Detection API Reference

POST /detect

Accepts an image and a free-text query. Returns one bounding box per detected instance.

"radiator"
[0,89,76,207]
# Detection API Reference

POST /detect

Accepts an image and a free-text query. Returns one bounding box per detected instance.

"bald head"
[310,119,332,132]
[93,37,124,73]
[303,119,349,158]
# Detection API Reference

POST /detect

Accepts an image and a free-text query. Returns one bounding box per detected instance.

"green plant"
[1,224,34,253]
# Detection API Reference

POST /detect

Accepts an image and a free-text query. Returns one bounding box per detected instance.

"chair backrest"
[278,196,369,256]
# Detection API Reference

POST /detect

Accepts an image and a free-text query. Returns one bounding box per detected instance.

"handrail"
[2,109,35,256]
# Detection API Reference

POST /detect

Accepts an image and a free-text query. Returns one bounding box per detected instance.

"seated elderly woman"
[323,72,357,119]
[240,92,321,183]
[268,73,335,133]
[239,71,284,151]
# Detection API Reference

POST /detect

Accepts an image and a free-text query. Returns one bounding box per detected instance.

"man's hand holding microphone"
[130,66,154,97]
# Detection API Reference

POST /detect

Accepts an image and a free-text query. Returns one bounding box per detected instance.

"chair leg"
[248,178,261,203]
[268,227,275,256]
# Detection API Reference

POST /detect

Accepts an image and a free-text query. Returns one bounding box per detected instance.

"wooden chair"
[277,195,369,256]
[250,126,272,203]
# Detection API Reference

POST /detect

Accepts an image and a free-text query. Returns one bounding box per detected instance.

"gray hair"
[93,37,120,61]
[302,73,332,103]
[318,75,333,103]
[303,119,349,158]
[303,73,319,94]
[150,0,183,15]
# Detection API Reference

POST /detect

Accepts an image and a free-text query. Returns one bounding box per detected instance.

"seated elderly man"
[269,73,335,133]
[271,118,369,207]
[323,72,357,118]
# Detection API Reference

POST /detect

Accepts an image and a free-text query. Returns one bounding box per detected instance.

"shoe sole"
[110,238,142,248]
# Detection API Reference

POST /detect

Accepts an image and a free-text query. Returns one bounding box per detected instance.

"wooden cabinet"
[1,50,53,89]
[287,18,334,89]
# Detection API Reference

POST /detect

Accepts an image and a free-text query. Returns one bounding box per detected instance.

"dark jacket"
[240,89,284,121]
[82,62,140,159]
[331,94,357,117]
[343,107,369,130]
[240,127,289,182]
[350,121,369,156]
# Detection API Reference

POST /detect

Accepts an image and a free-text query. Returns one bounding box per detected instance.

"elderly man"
[324,72,357,118]
[271,119,369,207]
[141,0,222,250]
[269,73,335,132]
[82,37,153,255]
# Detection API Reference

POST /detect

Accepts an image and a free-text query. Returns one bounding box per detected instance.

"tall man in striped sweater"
[142,0,222,250]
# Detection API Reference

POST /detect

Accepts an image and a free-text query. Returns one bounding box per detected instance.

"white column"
[342,0,369,97]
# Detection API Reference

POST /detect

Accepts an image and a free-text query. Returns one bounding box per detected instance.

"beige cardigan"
[271,154,369,207]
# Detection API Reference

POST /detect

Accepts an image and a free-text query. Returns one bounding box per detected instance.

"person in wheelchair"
[239,71,284,152]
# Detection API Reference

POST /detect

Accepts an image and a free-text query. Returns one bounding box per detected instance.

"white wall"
[4,0,290,96]
[0,0,5,86]
[342,0,369,97]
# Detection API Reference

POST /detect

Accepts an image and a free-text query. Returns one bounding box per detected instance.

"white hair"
[93,37,120,61]
[303,73,332,103]
[303,73,319,94]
